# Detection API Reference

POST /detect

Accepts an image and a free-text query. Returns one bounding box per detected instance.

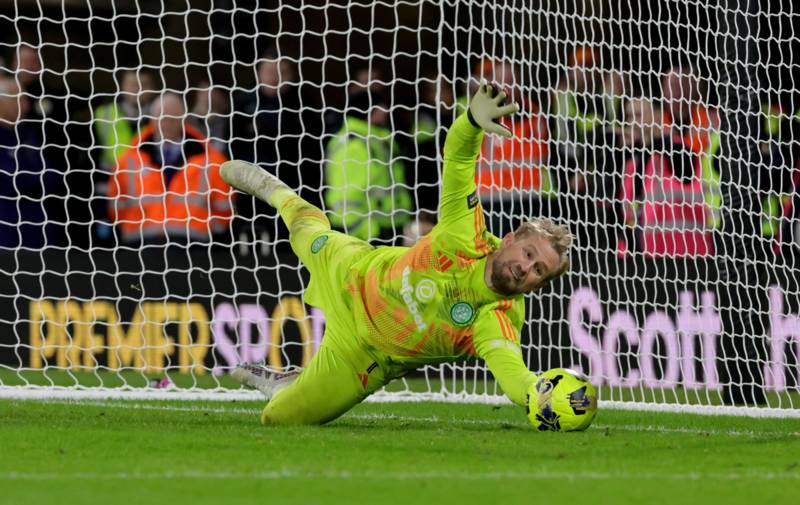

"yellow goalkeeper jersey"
[340,113,536,404]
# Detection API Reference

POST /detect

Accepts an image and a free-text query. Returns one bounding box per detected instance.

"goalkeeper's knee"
[259,391,326,426]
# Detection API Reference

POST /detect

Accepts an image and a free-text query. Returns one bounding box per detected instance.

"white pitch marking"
[11,399,790,438]
[21,399,261,416]
[1,469,798,481]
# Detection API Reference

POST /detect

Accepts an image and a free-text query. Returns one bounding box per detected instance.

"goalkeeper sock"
[277,194,329,232]
[220,160,296,209]
[220,159,329,236]
[269,187,297,210]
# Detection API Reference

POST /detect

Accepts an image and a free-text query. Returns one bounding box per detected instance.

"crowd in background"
[0,43,798,259]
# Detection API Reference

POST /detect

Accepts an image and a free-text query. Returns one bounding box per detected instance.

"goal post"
[0,1,798,418]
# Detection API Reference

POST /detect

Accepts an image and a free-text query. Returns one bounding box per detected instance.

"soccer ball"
[526,368,598,432]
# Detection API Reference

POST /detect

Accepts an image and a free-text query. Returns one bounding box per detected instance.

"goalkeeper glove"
[467,80,520,138]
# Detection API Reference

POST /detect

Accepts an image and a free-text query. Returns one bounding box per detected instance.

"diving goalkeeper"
[221,81,572,425]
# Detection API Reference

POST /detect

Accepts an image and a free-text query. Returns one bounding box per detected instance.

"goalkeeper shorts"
[260,316,396,425]
[296,226,373,332]
[261,224,407,424]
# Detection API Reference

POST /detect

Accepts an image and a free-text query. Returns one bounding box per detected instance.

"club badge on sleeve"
[310,234,329,254]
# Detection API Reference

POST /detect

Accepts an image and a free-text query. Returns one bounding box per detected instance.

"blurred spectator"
[11,44,73,174]
[231,51,305,189]
[324,85,411,243]
[622,69,798,258]
[325,64,388,136]
[620,96,666,153]
[13,44,41,92]
[94,70,157,173]
[230,51,319,251]
[0,77,58,248]
[700,99,798,257]
[547,47,629,248]
[616,96,665,253]
[778,168,799,257]
[413,76,461,143]
[601,70,629,127]
[108,93,234,246]
[549,46,630,204]
[752,101,797,252]
[660,71,798,260]
[577,68,637,251]
[11,43,72,247]
[619,94,714,257]
[408,76,460,214]
[661,67,718,154]
[188,80,230,156]
[468,58,549,238]
[549,46,602,195]
[91,70,157,245]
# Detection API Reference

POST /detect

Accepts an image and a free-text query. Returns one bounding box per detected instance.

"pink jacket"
[620,151,714,257]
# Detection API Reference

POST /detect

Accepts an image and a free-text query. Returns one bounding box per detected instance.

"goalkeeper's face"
[489,232,562,295]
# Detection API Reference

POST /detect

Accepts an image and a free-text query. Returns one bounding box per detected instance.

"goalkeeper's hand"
[467,80,520,138]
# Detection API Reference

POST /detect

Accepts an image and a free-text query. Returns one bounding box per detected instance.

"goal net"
[0,1,798,417]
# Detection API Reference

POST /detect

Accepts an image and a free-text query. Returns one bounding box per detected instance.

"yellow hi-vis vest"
[324,116,412,241]
[94,103,137,171]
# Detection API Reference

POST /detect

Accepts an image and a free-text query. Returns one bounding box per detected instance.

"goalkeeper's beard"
[489,258,518,296]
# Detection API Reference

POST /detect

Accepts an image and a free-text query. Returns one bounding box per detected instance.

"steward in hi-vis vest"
[108,95,234,245]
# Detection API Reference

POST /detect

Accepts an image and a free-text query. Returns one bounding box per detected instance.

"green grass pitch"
[1,398,799,505]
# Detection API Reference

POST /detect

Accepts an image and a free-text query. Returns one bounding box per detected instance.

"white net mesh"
[0,0,798,417]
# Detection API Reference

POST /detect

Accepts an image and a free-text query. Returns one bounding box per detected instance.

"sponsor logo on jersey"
[401,266,427,333]
[415,278,436,303]
[450,301,475,325]
[310,234,329,253]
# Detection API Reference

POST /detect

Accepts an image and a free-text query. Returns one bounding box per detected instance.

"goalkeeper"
[222,81,572,425]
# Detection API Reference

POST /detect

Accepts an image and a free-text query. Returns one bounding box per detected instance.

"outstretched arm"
[438,113,483,224]
[472,302,535,406]
[439,82,519,225]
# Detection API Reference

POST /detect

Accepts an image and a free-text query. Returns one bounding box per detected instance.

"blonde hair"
[514,217,573,283]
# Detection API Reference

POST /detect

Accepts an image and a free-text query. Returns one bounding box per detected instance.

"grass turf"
[1,399,799,505]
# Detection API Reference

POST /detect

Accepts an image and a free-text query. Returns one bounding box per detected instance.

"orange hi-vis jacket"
[475,101,549,197]
[108,123,234,243]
